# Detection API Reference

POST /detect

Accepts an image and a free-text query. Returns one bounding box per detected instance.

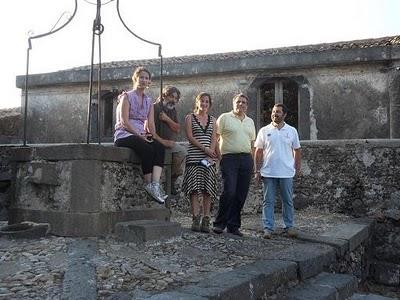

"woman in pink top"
[114,66,167,204]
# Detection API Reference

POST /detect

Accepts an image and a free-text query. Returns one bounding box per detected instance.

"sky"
[0,0,399,109]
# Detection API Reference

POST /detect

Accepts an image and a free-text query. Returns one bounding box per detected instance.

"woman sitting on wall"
[114,66,167,204]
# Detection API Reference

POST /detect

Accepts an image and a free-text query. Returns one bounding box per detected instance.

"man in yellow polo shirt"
[213,93,256,236]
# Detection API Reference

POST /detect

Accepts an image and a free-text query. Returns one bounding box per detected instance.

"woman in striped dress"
[182,92,218,233]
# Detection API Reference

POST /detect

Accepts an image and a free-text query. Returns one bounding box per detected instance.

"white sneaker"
[152,182,168,200]
[144,183,165,204]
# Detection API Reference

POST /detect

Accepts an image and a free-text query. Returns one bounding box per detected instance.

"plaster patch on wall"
[334,187,344,199]
[390,191,400,209]
[356,150,376,168]
[372,104,388,125]
[365,189,377,197]
[322,69,387,94]
[301,160,311,176]
[304,84,318,140]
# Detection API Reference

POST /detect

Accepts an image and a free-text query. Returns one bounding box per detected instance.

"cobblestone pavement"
[0,208,398,299]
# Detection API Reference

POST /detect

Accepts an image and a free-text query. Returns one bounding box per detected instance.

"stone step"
[147,259,298,300]
[320,219,374,252]
[273,243,336,280]
[297,219,373,256]
[351,293,398,300]
[115,219,182,243]
[144,239,340,299]
[284,272,357,300]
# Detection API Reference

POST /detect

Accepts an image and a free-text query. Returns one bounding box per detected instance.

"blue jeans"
[261,177,294,230]
[213,153,253,231]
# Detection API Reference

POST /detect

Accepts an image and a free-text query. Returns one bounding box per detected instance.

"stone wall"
[0,108,22,143]
[1,140,399,284]
[0,145,17,220]
[243,139,400,287]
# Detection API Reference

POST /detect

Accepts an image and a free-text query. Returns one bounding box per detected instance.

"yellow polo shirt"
[217,111,256,155]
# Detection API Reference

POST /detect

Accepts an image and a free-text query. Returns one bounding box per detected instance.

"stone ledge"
[8,208,170,237]
[178,260,297,300]
[300,139,400,147]
[9,143,172,164]
[321,222,371,251]
[273,243,336,280]
[146,292,207,300]
[351,293,397,300]
[297,219,374,256]
[297,232,349,256]
[11,143,136,163]
[115,220,182,243]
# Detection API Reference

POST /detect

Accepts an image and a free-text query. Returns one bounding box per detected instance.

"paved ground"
[0,207,398,299]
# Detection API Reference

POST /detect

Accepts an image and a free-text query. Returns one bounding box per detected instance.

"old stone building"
[15,35,400,143]
[1,35,399,293]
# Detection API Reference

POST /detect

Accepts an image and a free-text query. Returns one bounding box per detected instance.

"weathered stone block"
[285,272,357,300]
[297,232,349,257]
[27,161,59,185]
[70,160,101,212]
[274,243,336,279]
[180,260,297,299]
[321,223,370,251]
[147,292,207,300]
[9,207,170,237]
[115,220,181,243]
[0,221,49,239]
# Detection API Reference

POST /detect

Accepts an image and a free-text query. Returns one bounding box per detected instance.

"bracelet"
[254,170,260,174]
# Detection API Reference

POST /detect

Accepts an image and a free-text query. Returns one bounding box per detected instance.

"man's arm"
[293,148,301,176]
[159,111,180,133]
[147,105,175,148]
[254,147,263,182]
[254,148,263,172]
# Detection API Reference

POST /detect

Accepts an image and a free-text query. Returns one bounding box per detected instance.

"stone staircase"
[141,219,397,300]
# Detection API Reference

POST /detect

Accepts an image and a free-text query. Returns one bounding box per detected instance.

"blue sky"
[1,0,399,109]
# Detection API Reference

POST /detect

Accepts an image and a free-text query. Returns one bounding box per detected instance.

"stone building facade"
[6,35,400,288]
[15,35,400,143]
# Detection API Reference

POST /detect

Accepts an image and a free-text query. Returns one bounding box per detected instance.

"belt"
[222,152,251,157]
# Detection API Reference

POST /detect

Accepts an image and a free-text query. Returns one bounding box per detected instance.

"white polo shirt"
[254,123,300,178]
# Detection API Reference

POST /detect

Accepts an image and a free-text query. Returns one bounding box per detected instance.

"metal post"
[116,0,163,95]
[86,0,104,144]
[23,41,31,146]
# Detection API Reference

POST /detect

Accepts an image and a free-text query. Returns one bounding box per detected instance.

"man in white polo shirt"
[254,103,301,239]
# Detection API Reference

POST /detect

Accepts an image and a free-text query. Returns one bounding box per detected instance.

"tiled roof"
[70,35,400,71]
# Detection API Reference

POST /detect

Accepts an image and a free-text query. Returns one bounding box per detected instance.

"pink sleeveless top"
[114,90,152,141]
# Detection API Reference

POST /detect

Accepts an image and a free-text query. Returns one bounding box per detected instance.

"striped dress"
[182,113,217,201]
